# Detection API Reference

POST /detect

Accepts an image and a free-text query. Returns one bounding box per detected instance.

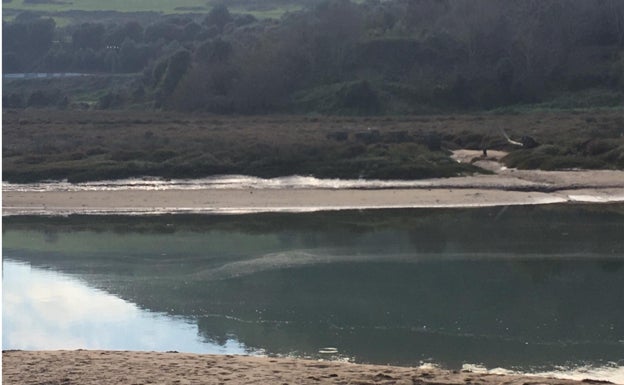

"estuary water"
[3,205,624,382]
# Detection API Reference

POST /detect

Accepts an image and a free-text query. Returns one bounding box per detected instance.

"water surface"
[3,205,623,381]
[3,260,252,354]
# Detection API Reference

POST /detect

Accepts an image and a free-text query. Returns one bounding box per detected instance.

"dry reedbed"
[4,109,624,183]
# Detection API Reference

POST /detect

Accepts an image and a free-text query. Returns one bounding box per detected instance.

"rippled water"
[3,206,624,382]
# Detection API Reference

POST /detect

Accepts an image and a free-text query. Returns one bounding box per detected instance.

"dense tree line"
[3,0,624,114]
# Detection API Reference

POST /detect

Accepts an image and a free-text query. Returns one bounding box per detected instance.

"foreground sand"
[2,350,592,385]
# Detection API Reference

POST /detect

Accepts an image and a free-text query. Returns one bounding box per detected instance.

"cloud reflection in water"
[2,259,250,354]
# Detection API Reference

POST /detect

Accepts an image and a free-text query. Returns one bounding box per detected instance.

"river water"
[3,206,623,382]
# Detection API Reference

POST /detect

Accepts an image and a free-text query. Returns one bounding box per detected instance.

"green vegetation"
[503,141,624,171]
[4,0,206,13]
[2,74,142,108]
[2,0,305,18]
[0,0,314,34]
[2,109,486,182]
[3,1,624,182]
[4,0,624,114]
[3,109,624,183]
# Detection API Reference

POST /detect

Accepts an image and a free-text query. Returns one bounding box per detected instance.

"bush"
[27,91,49,107]
[535,144,562,156]
[149,149,179,162]
[338,80,380,115]
[98,92,126,109]
[3,93,25,108]
[584,139,619,156]
[293,80,381,115]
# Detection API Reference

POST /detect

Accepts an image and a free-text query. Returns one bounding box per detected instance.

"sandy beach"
[2,350,597,385]
[0,187,573,215]
[3,163,624,215]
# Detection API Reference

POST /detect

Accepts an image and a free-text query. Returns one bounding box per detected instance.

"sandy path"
[2,350,589,385]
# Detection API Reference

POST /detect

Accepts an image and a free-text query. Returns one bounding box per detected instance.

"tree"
[196,38,232,63]
[119,39,150,73]
[204,4,232,33]
[153,50,192,107]
[105,21,144,46]
[3,17,55,71]
[607,0,624,46]
[72,23,105,51]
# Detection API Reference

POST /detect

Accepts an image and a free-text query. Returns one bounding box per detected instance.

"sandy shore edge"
[2,350,599,385]
[3,185,624,216]
[4,152,624,215]
[4,163,624,215]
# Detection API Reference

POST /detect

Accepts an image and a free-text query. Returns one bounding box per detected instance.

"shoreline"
[3,187,623,216]
[0,187,567,216]
[1,350,602,385]
[4,152,624,216]
[3,185,624,216]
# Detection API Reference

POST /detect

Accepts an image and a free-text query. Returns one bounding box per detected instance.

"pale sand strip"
[2,188,575,215]
[3,165,624,215]
[2,350,588,385]
[4,186,624,215]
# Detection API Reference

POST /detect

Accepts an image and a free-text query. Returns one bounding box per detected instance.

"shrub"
[149,149,178,162]
[535,145,562,156]
[338,80,380,115]
[27,90,54,107]
[584,139,619,156]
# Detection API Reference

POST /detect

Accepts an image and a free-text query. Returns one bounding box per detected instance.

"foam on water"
[460,363,624,384]
[568,194,624,203]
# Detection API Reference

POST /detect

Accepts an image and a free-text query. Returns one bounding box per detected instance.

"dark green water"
[3,205,624,377]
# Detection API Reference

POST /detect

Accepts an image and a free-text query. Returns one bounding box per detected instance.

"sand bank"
[3,150,624,215]
[1,187,574,215]
[3,174,624,216]
[2,350,596,385]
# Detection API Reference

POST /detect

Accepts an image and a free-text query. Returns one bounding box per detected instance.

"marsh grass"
[2,75,142,109]
[488,88,624,115]
[3,109,623,183]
